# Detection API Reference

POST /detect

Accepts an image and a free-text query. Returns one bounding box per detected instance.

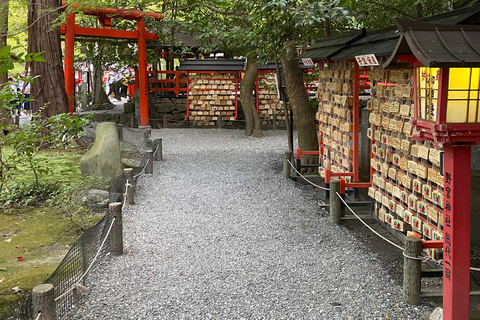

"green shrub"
[0,180,61,207]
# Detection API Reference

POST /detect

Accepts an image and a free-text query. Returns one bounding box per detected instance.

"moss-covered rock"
[80,122,122,180]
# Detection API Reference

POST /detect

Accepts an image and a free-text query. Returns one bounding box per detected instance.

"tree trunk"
[28,0,69,118]
[0,0,13,125]
[240,56,263,137]
[414,3,422,19]
[92,50,113,109]
[280,43,318,152]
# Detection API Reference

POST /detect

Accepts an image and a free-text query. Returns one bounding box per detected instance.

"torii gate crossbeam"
[60,2,164,126]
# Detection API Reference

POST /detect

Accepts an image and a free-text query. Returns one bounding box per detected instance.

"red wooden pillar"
[64,13,76,115]
[443,145,471,320]
[137,18,149,126]
[353,61,360,182]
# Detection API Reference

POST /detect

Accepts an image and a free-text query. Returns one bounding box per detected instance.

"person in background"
[113,70,123,100]
[106,70,117,99]
[119,67,129,99]
[21,79,31,116]
[7,76,21,116]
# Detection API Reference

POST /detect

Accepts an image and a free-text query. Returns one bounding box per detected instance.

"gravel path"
[68,128,433,319]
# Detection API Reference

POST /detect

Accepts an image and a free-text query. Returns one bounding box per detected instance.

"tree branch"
[367,1,416,19]
[164,4,234,15]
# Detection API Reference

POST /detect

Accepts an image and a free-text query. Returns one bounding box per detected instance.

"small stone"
[430,307,443,320]
[11,286,22,294]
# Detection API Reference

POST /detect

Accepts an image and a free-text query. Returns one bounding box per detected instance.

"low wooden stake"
[109,202,123,256]
[123,168,134,205]
[33,284,56,320]
[145,150,153,174]
[283,150,292,178]
[403,236,422,305]
[329,180,341,225]
[153,138,163,161]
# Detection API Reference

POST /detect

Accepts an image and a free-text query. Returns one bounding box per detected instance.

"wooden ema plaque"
[367,68,444,256]
[188,73,238,126]
[257,73,285,125]
[317,62,355,180]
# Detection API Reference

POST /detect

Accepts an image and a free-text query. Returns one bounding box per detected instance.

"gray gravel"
[67,128,433,319]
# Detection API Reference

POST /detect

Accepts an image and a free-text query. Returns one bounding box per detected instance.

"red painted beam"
[345,182,371,189]
[62,2,164,21]
[325,168,331,184]
[137,19,149,127]
[60,25,158,40]
[422,240,443,249]
[330,172,355,177]
[443,146,471,320]
[64,13,75,116]
[300,151,320,155]
[340,178,346,194]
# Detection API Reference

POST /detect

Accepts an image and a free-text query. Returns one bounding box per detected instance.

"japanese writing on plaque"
[444,171,452,281]
[355,54,379,67]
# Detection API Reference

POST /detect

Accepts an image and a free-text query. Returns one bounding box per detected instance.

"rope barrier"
[133,158,149,179]
[402,250,432,262]
[335,192,404,251]
[54,217,116,302]
[153,143,160,158]
[333,192,452,265]
[286,159,330,191]
[122,183,129,210]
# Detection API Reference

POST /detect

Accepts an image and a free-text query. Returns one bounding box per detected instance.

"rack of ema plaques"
[256,72,285,126]
[186,72,239,126]
[367,68,444,259]
[317,62,355,182]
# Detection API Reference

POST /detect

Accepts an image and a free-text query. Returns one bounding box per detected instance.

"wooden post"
[139,125,152,148]
[273,114,277,130]
[329,180,341,224]
[403,236,422,305]
[123,168,134,205]
[109,202,123,256]
[32,284,56,320]
[14,114,19,126]
[117,124,123,141]
[153,138,163,161]
[145,150,153,174]
[283,150,292,178]
[295,148,301,177]
[163,115,167,128]
[443,146,471,320]
[217,115,222,128]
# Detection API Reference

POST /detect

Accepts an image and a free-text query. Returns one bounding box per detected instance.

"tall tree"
[0,0,13,125]
[345,0,473,30]
[172,1,265,137]
[246,0,348,152]
[28,0,68,118]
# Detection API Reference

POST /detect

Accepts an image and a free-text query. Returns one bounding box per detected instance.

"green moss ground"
[7,147,85,185]
[0,148,101,312]
[0,207,83,310]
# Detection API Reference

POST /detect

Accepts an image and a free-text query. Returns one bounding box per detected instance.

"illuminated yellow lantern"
[384,18,480,320]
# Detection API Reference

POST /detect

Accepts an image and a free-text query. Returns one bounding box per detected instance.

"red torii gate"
[60,2,164,126]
